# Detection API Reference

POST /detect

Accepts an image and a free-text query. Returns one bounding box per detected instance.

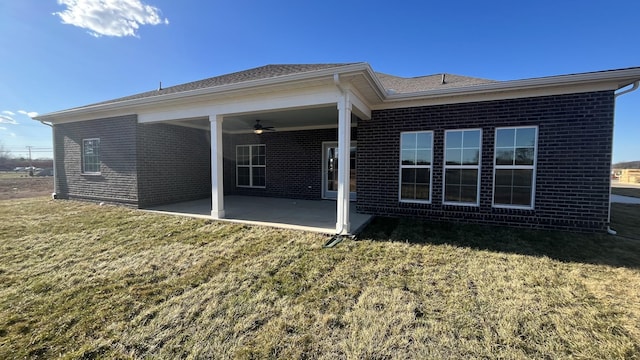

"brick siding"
[357,91,615,232]
[53,115,139,205]
[136,123,211,207]
[223,128,357,200]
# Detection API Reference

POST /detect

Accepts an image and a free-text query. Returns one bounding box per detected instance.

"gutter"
[384,67,640,101]
[607,80,640,235]
[37,120,57,199]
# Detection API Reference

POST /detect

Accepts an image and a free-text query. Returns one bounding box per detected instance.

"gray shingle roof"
[376,72,496,94]
[74,63,499,109]
[91,63,357,106]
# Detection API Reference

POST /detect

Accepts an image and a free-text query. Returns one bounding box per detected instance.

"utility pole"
[26,146,33,167]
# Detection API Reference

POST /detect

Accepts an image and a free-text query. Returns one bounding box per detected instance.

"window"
[443,129,481,205]
[399,131,433,203]
[236,144,266,188]
[493,126,537,208]
[82,138,100,174]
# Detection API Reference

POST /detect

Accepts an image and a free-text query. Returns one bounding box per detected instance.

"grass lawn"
[1,198,640,359]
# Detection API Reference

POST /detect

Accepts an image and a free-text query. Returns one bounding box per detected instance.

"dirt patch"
[0,176,54,200]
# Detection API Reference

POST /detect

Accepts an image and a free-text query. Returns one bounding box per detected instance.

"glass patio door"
[323,142,356,200]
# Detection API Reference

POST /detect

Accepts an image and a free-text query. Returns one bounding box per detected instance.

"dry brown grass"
[0,172,53,200]
[1,197,639,359]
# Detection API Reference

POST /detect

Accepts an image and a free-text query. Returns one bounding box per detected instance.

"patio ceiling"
[166,105,352,133]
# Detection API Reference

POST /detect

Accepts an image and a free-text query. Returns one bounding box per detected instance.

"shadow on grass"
[359,207,640,269]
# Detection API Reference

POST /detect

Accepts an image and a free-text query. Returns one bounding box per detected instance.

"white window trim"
[492,126,538,210]
[81,138,101,175]
[399,130,433,204]
[236,144,266,189]
[442,129,482,207]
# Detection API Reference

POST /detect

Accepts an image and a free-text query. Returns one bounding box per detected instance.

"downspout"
[38,120,57,199]
[608,80,639,235]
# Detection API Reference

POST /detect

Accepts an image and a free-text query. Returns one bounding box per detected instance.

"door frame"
[322,141,357,200]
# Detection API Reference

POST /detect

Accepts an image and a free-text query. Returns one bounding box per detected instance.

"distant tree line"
[0,142,53,171]
[613,161,640,169]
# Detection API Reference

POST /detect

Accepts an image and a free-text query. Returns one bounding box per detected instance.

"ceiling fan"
[253,120,275,134]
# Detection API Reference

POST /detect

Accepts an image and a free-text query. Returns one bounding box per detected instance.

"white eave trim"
[33,63,376,122]
[382,67,640,102]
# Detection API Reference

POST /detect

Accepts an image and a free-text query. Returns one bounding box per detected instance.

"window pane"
[446,131,463,148]
[415,184,430,200]
[416,132,432,149]
[253,167,265,187]
[445,185,460,202]
[253,145,265,165]
[401,184,415,200]
[496,128,515,148]
[460,169,478,186]
[237,147,249,165]
[401,168,416,183]
[416,167,430,200]
[416,150,431,165]
[516,127,536,147]
[462,149,479,165]
[460,185,478,203]
[513,169,533,187]
[445,169,461,185]
[463,130,481,148]
[515,147,534,165]
[416,168,430,184]
[495,169,513,186]
[401,150,415,165]
[494,186,512,204]
[237,167,250,186]
[495,149,514,165]
[401,133,416,150]
[494,169,533,207]
[445,149,461,165]
[512,186,532,206]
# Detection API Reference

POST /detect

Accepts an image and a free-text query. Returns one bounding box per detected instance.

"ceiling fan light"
[254,129,263,135]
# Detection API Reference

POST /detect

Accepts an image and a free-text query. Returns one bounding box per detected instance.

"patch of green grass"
[1,197,639,359]
[612,186,640,198]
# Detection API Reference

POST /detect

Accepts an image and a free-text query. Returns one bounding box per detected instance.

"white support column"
[210,115,225,218]
[336,93,352,234]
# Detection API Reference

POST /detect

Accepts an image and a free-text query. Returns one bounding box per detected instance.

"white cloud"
[10,133,16,137]
[0,126,6,131]
[0,115,18,125]
[2,110,15,116]
[17,110,38,117]
[54,0,169,37]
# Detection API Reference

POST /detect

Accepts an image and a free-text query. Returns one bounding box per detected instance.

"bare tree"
[0,141,11,169]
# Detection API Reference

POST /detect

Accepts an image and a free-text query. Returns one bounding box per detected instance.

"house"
[33,63,640,234]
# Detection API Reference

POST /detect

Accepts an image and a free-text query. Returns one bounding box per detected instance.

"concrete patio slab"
[145,196,373,235]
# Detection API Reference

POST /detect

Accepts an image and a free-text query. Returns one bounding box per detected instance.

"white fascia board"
[33,63,373,123]
[138,85,342,124]
[375,67,640,109]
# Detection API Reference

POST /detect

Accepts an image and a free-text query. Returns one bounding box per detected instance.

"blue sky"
[0,0,638,162]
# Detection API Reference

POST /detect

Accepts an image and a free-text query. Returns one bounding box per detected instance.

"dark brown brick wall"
[357,91,615,232]
[136,123,211,207]
[223,128,356,199]
[53,115,139,205]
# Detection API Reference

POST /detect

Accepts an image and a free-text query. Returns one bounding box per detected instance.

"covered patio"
[135,66,379,235]
[145,196,374,235]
